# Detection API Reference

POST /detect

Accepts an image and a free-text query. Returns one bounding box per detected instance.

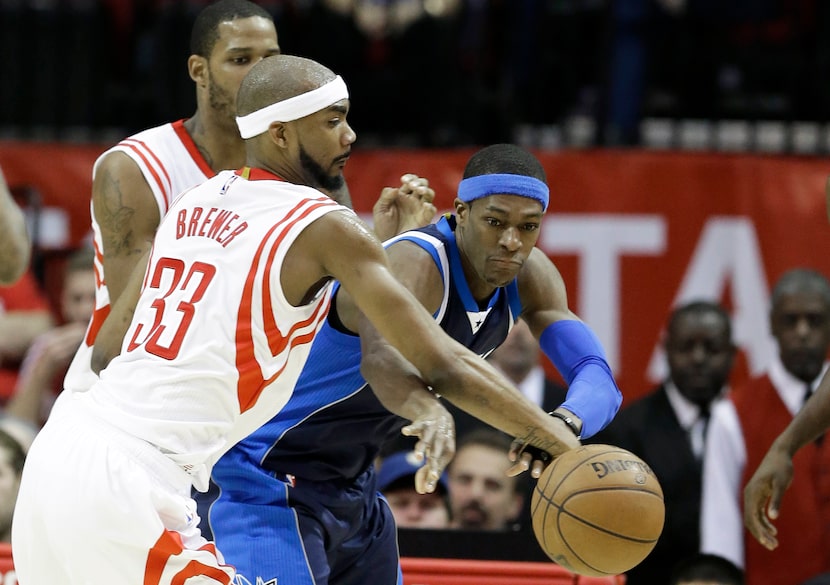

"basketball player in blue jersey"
[205,143,622,585]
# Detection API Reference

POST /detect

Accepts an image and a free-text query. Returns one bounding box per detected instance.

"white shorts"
[11,395,235,585]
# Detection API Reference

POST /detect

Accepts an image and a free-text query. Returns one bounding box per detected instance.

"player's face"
[447,445,522,530]
[384,488,450,529]
[665,310,735,405]
[294,101,356,192]
[61,268,96,325]
[206,16,281,120]
[771,291,830,383]
[454,194,543,294]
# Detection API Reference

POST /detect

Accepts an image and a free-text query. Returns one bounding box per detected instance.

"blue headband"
[457,174,549,212]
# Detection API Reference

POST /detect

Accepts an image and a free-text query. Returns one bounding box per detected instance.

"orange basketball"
[531,443,665,577]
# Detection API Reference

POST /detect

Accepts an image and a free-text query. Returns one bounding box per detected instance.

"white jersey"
[78,168,347,491]
[64,120,214,393]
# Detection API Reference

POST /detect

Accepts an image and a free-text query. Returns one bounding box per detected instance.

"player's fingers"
[414,464,441,495]
[416,185,435,203]
[508,440,525,463]
[506,451,532,477]
[374,187,398,210]
[531,458,545,479]
[418,203,437,222]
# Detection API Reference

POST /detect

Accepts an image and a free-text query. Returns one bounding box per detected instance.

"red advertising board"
[1,142,828,403]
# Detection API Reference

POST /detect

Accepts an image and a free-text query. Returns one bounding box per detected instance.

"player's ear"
[188,55,208,87]
[454,198,469,219]
[267,122,289,147]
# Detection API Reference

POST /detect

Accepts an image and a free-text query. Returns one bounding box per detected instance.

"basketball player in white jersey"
[12,54,578,585]
[63,0,434,395]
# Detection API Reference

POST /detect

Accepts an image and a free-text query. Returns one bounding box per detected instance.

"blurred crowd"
[2,0,829,149]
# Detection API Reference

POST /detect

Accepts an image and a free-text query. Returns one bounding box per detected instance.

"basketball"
[531,443,665,577]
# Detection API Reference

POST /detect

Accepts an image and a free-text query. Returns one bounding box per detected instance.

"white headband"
[236,75,349,139]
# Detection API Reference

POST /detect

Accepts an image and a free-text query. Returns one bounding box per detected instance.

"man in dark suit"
[589,300,736,585]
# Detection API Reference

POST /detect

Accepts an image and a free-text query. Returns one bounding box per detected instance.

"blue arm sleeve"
[539,320,622,438]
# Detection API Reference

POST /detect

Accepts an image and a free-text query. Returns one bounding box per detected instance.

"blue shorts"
[205,459,402,585]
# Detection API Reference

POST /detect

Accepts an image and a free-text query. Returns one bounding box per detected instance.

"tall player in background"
[64,0,434,395]
[12,54,576,585]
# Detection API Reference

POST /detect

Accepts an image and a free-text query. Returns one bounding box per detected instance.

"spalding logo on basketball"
[531,443,665,577]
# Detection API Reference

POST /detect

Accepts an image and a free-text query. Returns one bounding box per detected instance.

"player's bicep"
[518,249,577,336]
[92,152,161,302]
[385,241,444,315]
[319,216,440,363]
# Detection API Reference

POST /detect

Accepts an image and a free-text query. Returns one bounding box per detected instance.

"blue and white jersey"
[212,215,523,486]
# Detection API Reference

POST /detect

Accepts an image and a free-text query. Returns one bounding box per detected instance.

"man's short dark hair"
[667,300,732,341]
[190,0,273,57]
[462,144,546,183]
[669,553,744,585]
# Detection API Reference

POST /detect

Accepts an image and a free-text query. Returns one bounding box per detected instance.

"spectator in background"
[447,428,525,532]
[701,268,830,585]
[377,450,450,529]
[669,553,744,585]
[0,165,30,286]
[6,248,95,430]
[0,270,53,400]
[0,428,24,543]
[589,300,736,585]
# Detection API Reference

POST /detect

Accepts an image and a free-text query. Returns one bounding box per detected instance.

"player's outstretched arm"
[744,367,830,549]
[358,326,455,494]
[505,250,622,474]
[0,166,30,285]
[92,152,160,304]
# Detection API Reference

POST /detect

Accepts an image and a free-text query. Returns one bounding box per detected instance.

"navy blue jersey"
[213,215,522,486]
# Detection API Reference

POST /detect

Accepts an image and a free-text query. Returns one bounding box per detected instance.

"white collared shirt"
[516,366,546,408]
[664,380,725,459]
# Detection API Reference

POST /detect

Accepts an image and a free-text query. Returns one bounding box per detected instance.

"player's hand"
[372,174,436,241]
[743,446,794,550]
[400,402,455,494]
[506,440,551,479]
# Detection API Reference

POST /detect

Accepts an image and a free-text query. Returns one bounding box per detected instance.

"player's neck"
[184,112,246,173]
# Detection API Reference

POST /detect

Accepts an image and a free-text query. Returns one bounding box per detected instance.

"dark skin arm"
[0,166,30,285]
[90,248,148,374]
[744,348,830,547]
[92,152,160,305]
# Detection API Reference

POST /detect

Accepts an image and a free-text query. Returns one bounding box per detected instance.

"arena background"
[1,142,826,405]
